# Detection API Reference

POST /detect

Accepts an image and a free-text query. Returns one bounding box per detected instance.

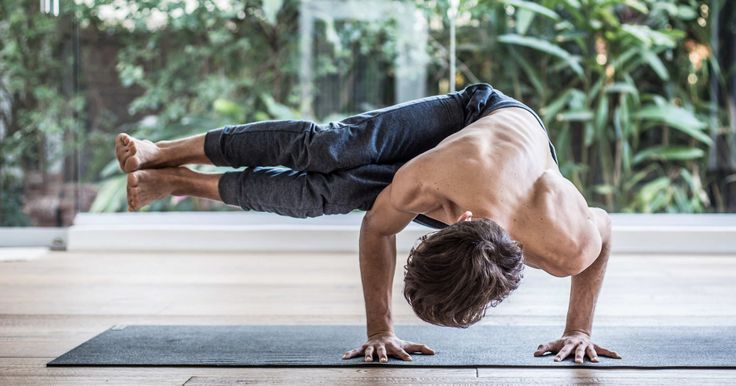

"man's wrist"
[367,329,395,339]
[563,328,591,337]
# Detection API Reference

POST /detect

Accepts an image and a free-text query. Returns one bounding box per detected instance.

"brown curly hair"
[403,218,524,328]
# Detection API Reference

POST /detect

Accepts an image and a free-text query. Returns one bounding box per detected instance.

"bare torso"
[390,107,602,275]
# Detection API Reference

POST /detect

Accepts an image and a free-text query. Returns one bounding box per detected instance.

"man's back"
[390,107,602,275]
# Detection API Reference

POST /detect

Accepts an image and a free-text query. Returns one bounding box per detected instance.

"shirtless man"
[116,83,620,364]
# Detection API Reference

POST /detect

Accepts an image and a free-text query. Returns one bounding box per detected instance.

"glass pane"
[1,0,80,227]
[2,0,735,224]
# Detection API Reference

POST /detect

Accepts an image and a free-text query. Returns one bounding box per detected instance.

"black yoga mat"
[48,325,736,368]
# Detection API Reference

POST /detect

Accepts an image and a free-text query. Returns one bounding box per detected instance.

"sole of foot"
[116,133,164,173]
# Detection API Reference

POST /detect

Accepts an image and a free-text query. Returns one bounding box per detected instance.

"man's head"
[403,218,524,328]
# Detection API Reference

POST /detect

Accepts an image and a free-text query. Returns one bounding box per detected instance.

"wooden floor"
[1,249,735,385]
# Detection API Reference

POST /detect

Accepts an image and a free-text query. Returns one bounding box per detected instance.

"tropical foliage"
[1,0,733,224]
[419,0,723,213]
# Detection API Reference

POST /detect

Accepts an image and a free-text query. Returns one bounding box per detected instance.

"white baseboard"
[0,227,67,248]
[64,212,736,254]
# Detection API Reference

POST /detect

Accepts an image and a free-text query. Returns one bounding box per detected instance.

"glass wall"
[1,0,735,227]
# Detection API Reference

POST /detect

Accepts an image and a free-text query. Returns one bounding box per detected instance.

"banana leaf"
[497,34,583,76]
[504,0,560,20]
[634,104,712,145]
[633,145,705,164]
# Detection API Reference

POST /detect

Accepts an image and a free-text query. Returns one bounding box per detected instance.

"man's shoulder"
[390,164,440,214]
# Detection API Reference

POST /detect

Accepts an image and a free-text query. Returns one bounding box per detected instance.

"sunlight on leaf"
[498,34,583,76]
[635,104,711,145]
[633,145,705,164]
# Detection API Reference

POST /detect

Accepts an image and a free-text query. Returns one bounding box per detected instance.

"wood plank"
[478,368,736,385]
[0,358,476,386]
[1,250,735,384]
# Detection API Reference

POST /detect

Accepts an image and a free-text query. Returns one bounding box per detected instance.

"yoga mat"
[48,325,736,368]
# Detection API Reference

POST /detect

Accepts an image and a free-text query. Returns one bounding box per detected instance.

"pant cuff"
[218,171,242,207]
[204,128,229,166]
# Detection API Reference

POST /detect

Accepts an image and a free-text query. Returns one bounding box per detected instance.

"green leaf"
[633,145,705,164]
[213,98,245,120]
[621,24,676,48]
[594,184,615,194]
[622,140,632,173]
[623,0,649,14]
[89,175,127,213]
[642,51,669,81]
[635,104,712,145]
[497,34,583,76]
[605,83,638,95]
[676,5,697,20]
[584,122,595,146]
[511,48,544,96]
[99,159,121,178]
[557,110,594,122]
[638,176,671,211]
[540,90,572,121]
[262,0,284,25]
[261,94,300,120]
[594,94,608,132]
[515,9,535,35]
[609,47,639,71]
[504,0,560,20]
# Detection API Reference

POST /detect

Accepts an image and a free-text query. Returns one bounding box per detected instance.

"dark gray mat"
[48,325,736,368]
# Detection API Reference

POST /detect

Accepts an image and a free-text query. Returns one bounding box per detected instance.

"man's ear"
[456,211,473,223]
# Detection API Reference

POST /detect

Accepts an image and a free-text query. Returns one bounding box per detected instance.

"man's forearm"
[359,229,398,337]
[564,229,611,335]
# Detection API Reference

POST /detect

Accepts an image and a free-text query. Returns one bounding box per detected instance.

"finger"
[390,346,412,361]
[405,343,435,355]
[594,344,622,359]
[586,345,599,363]
[364,345,375,362]
[342,347,364,360]
[554,343,575,362]
[534,343,551,357]
[574,344,586,364]
[377,345,388,363]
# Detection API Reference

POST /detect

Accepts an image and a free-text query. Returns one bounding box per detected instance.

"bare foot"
[116,133,167,173]
[127,168,185,211]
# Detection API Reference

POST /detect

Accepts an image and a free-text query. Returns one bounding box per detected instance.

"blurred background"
[1,0,734,228]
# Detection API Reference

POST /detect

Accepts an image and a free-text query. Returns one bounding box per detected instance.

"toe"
[127,141,137,156]
[127,172,140,187]
[127,190,137,211]
[117,133,129,146]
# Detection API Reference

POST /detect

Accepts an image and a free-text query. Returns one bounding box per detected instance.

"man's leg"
[118,84,494,174]
[116,133,210,173]
[203,91,485,173]
[126,166,220,211]
[128,163,399,216]
[123,84,498,214]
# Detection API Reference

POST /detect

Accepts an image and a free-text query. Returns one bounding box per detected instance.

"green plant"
[419,0,720,212]
[2,0,730,216]
[0,0,84,225]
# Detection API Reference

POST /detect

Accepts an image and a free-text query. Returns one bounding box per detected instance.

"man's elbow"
[360,210,394,238]
[563,235,606,276]
[556,253,589,277]
[591,208,612,245]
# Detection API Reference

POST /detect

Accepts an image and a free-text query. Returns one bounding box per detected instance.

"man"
[116,83,620,364]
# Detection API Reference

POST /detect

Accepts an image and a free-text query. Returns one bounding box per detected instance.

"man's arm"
[564,208,611,337]
[534,208,621,363]
[343,184,435,363]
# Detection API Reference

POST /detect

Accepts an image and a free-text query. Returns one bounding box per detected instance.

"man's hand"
[533,331,621,364]
[342,332,435,363]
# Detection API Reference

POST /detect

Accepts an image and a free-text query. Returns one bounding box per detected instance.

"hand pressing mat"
[47,325,736,368]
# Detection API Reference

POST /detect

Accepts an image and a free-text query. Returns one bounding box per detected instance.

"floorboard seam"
[475,367,479,377]
[182,375,194,385]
